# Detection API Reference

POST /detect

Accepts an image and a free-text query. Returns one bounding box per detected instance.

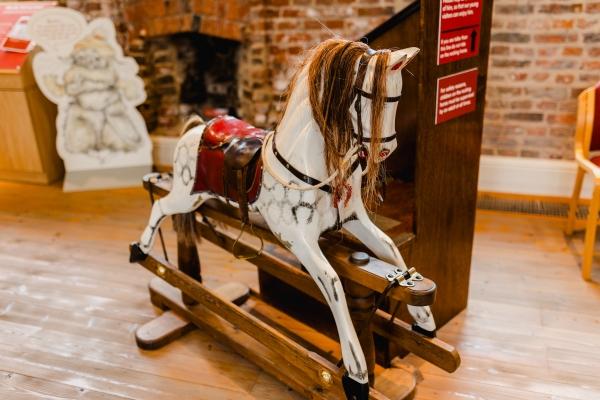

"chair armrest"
[575,153,600,180]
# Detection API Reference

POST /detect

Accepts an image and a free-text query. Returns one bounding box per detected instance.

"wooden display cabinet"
[0,55,63,184]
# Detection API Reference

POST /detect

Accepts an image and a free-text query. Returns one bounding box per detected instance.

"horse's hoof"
[342,373,369,400]
[412,323,436,338]
[129,242,148,263]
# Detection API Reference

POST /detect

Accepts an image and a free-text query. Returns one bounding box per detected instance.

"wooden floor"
[1,181,600,400]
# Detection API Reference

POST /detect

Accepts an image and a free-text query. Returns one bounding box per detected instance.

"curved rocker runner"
[130,39,452,400]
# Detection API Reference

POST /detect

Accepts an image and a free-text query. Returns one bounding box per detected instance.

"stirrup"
[232,222,264,260]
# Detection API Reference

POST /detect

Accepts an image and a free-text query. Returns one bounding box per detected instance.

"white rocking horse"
[131,39,436,400]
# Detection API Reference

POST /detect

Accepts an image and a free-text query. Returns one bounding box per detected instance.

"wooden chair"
[566,84,600,280]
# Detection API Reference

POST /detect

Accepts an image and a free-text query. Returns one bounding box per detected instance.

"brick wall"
[62,0,395,129]
[241,0,395,126]
[63,0,129,45]
[53,1,598,158]
[122,0,247,41]
[483,1,599,160]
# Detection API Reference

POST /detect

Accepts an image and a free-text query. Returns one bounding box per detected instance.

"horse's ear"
[389,47,420,72]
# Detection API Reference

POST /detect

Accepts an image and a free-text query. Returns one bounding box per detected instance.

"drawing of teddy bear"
[43,31,144,154]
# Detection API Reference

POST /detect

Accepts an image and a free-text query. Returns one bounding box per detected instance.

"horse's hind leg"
[137,198,167,254]
[133,119,204,262]
[137,191,202,255]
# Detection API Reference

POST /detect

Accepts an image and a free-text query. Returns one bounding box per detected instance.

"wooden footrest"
[137,280,250,350]
[135,310,193,350]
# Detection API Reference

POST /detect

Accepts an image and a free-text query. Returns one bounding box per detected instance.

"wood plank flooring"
[0,181,599,399]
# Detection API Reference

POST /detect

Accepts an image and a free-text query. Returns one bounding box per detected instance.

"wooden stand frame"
[131,175,459,400]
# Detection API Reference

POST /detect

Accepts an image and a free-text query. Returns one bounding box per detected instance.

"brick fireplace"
[129,33,241,135]
[65,0,397,134]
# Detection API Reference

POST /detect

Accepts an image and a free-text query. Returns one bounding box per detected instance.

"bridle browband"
[271,49,402,194]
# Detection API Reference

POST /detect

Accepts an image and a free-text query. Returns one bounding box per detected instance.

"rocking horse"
[130,39,459,399]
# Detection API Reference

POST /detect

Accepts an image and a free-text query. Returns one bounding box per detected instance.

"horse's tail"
[173,211,200,246]
[172,114,205,246]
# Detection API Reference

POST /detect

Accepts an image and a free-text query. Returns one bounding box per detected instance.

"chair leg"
[567,167,585,235]
[582,185,600,280]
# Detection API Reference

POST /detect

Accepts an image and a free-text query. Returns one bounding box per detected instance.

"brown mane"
[281,38,391,207]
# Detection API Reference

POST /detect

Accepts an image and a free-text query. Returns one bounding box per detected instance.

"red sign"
[435,68,478,125]
[0,1,55,71]
[437,0,482,65]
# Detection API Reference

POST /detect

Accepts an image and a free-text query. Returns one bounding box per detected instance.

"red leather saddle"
[201,115,266,147]
[192,116,266,222]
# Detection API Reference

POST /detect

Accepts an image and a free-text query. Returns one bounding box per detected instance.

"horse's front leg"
[288,234,370,398]
[343,204,437,337]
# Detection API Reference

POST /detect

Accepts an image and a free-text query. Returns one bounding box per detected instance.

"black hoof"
[129,242,148,263]
[342,373,369,400]
[412,323,436,338]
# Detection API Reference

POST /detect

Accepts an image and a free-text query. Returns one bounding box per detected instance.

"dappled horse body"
[132,39,435,400]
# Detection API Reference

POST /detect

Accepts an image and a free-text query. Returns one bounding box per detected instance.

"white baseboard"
[150,142,592,200]
[478,155,594,199]
[63,166,152,192]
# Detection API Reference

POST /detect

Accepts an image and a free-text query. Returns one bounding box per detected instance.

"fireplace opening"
[138,33,240,136]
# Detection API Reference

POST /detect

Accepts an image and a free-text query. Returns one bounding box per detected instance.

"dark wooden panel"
[411,0,494,326]
[366,0,494,327]
[366,4,420,181]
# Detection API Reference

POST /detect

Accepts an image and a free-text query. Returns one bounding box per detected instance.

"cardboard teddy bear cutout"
[28,8,152,191]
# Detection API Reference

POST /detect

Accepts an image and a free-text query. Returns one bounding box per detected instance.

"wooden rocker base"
[135,309,193,350]
[138,276,418,400]
[132,175,459,400]
[135,279,250,350]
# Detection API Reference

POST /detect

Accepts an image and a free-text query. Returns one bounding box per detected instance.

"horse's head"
[352,46,419,163]
[287,38,418,204]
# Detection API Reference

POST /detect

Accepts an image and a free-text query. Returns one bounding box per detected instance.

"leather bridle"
[270,50,402,194]
[353,52,402,146]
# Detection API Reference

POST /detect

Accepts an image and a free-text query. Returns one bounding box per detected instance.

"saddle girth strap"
[236,169,250,224]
